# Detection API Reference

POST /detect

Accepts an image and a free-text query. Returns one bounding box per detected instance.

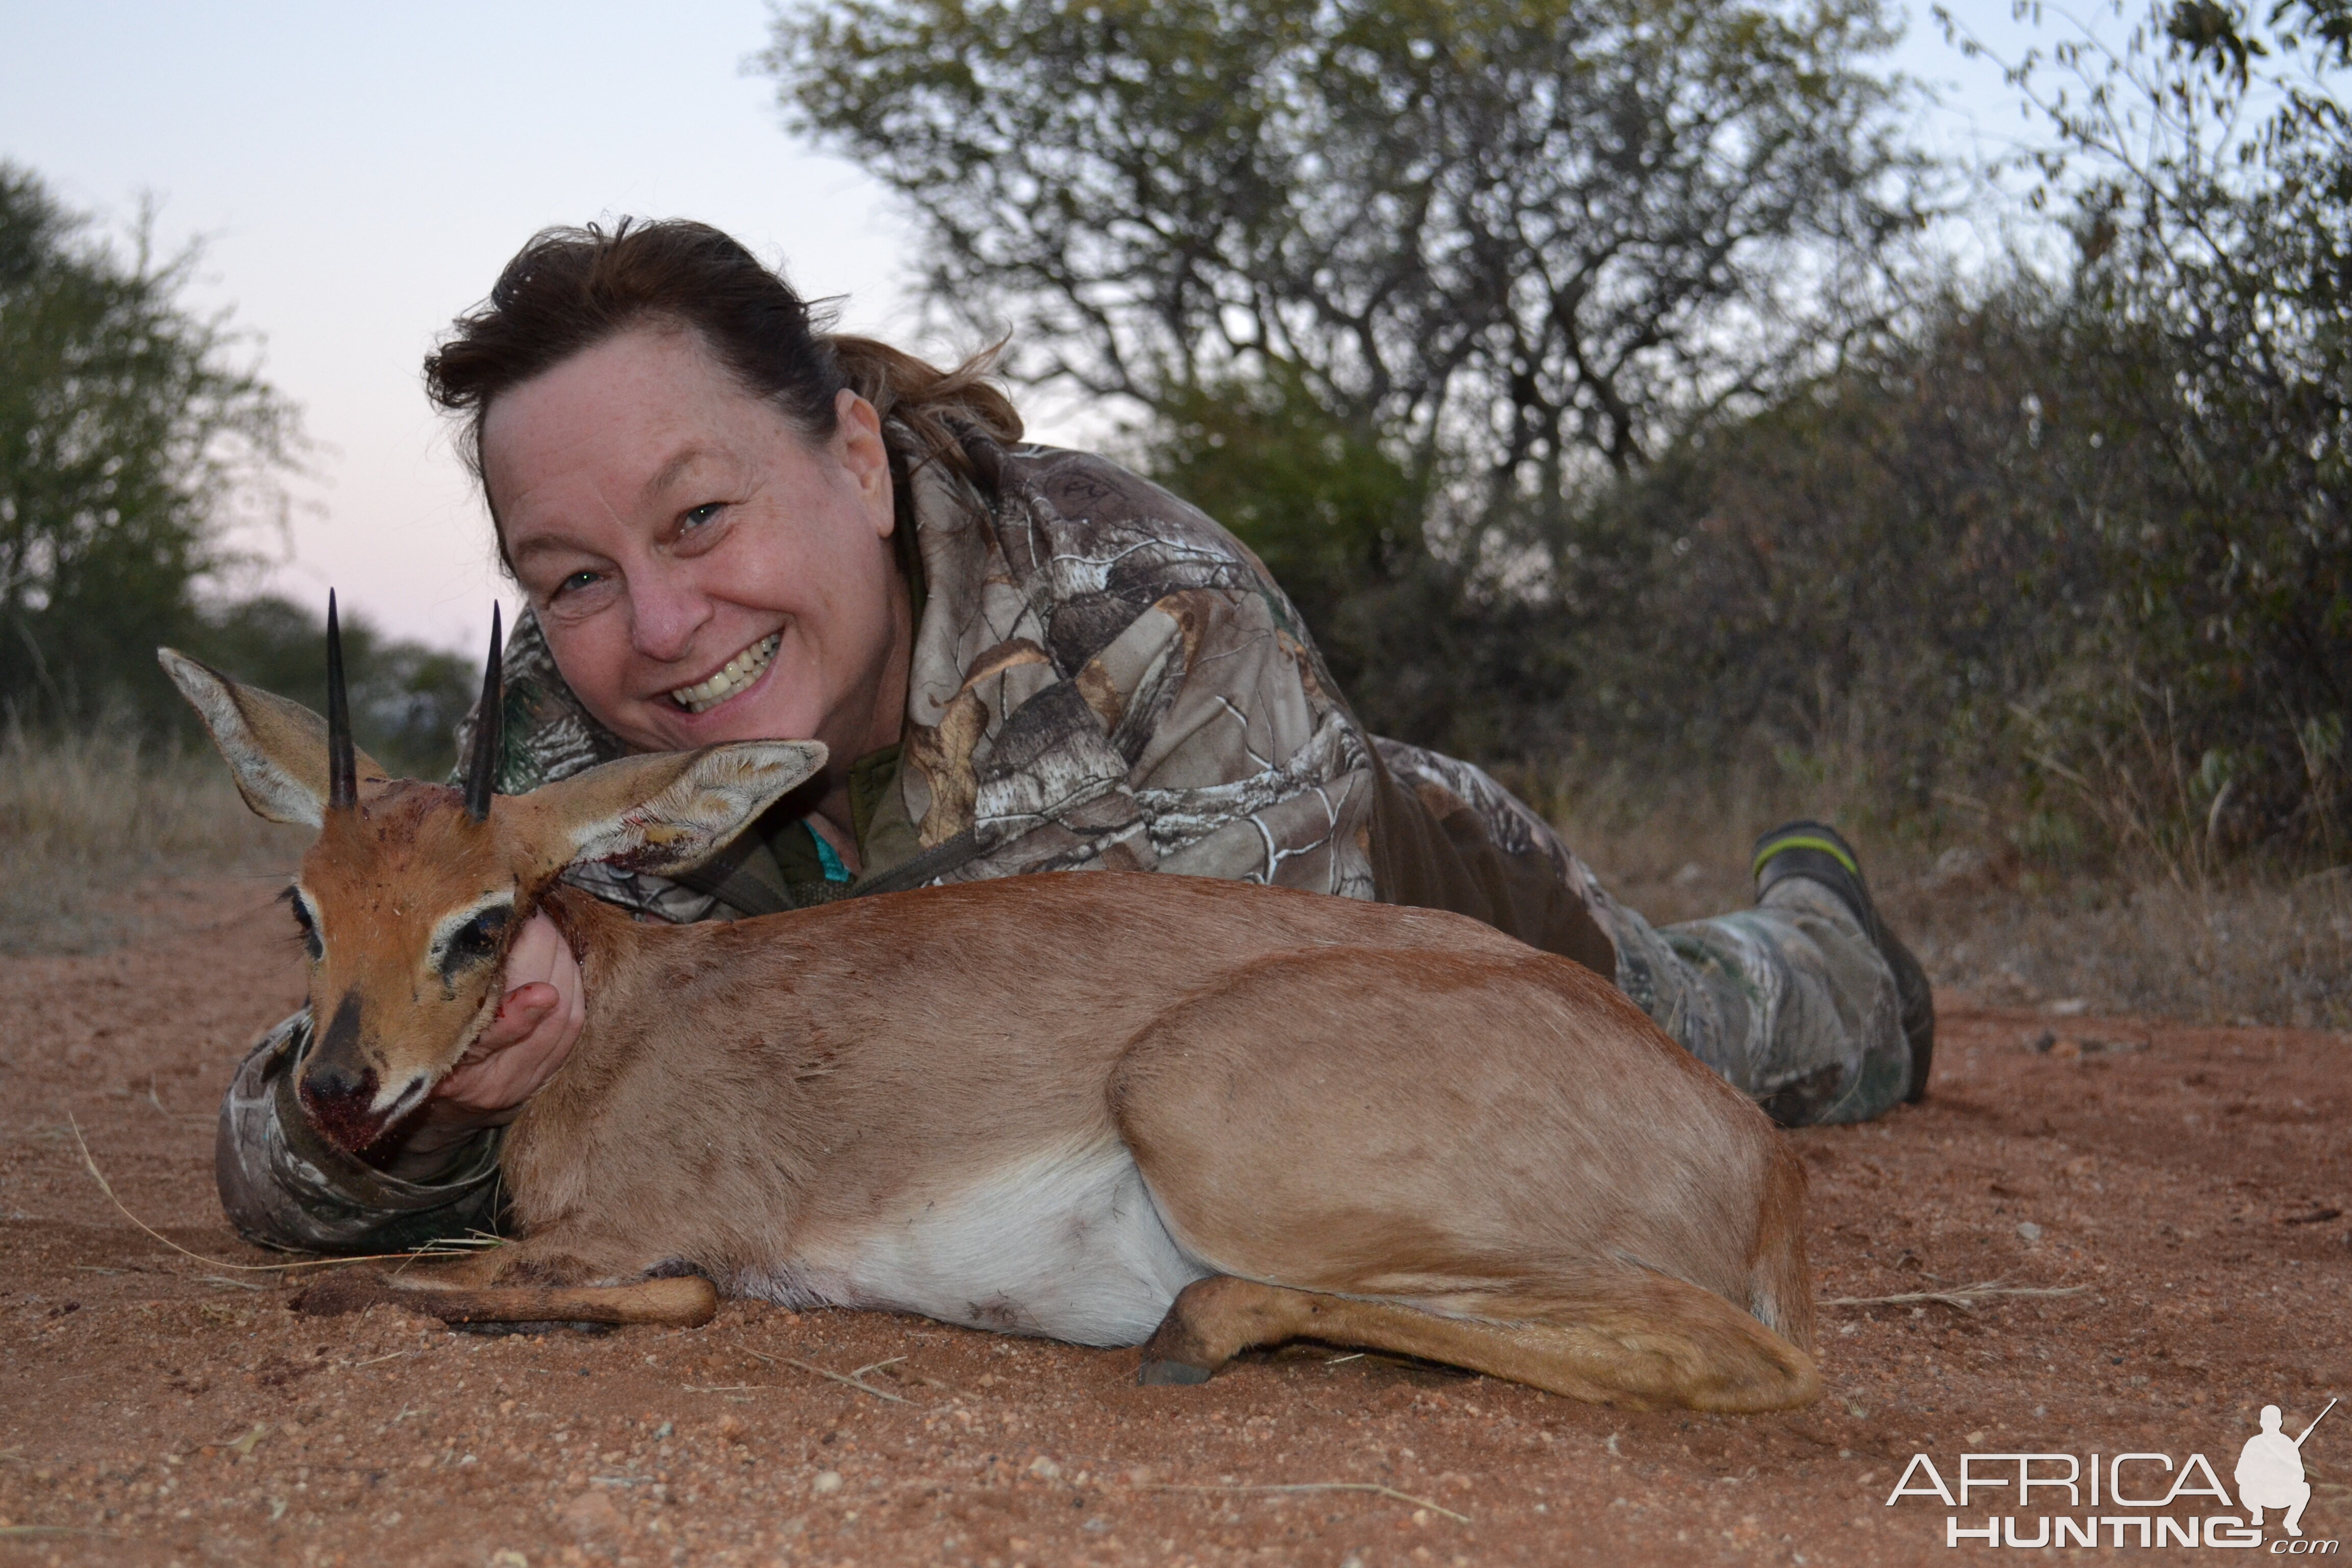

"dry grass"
[1896,868,2352,1032]
[1536,764,2352,1033]
[0,723,302,954]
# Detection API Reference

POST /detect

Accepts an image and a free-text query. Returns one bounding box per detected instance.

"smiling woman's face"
[482,325,911,768]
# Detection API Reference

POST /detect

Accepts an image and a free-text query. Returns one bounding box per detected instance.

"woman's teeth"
[667,633,780,714]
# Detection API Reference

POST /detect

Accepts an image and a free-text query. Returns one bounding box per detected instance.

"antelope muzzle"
[298,995,399,1153]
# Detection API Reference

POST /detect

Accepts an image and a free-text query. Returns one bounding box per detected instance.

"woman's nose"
[627,569,714,664]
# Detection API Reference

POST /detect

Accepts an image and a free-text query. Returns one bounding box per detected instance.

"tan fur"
[174,664,1820,1410]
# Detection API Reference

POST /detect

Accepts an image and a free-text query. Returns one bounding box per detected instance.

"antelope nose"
[298,995,386,1149]
[306,994,372,1105]
[298,1058,387,1152]
[303,1058,370,1105]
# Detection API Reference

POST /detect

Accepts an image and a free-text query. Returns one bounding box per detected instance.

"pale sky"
[1,1,2047,650]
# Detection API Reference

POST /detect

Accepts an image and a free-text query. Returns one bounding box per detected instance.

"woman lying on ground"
[216,219,1935,1253]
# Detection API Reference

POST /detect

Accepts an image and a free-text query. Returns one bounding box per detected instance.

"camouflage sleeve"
[888,445,1385,897]
[215,1012,506,1254]
[901,579,1384,897]
[1115,586,1380,895]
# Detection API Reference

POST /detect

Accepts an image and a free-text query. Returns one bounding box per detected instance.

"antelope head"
[159,597,825,1153]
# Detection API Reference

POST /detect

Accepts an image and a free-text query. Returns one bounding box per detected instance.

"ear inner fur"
[504,740,829,877]
[157,649,387,826]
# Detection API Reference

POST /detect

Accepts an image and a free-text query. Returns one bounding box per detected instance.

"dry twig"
[740,1350,912,1405]
[1143,1481,1469,1524]
[67,1114,479,1276]
[1823,1280,2087,1311]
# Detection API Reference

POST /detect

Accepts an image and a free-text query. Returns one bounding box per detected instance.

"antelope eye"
[442,906,511,971]
[285,892,322,961]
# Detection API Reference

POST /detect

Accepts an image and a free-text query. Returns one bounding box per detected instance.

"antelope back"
[159,640,826,1152]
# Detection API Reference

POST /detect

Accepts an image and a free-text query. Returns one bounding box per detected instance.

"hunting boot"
[1752,821,1935,1104]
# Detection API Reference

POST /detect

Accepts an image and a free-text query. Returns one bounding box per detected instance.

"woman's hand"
[366,911,584,1178]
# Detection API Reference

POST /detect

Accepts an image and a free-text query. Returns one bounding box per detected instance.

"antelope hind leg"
[1138,1273,1820,1413]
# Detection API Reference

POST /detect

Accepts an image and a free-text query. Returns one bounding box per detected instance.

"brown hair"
[423,218,1021,526]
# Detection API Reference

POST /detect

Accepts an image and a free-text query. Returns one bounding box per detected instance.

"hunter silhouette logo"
[2240,1398,2334,1538]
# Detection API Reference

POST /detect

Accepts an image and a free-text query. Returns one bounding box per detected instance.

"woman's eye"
[681,503,724,531]
[557,569,601,596]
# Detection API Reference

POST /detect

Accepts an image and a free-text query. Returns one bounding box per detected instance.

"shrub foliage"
[772,0,2350,869]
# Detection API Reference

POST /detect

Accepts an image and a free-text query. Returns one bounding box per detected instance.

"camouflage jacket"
[217,435,1616,1252]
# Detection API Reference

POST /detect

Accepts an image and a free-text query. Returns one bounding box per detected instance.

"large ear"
[510,741,829,876]
[158,649,388,827]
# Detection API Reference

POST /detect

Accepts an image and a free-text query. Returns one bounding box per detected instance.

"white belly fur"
[738,1140,1212,1347]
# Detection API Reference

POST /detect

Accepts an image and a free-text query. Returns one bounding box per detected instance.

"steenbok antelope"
[161,607,1821,1412]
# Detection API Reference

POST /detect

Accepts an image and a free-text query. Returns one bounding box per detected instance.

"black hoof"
[1137,1357,1215,1386]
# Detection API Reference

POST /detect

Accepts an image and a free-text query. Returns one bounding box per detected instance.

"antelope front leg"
[294,1235,718,1329]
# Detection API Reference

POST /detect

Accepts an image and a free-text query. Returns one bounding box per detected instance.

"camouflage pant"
[1375,742,1913,1126]
[1602,879,1912,1124]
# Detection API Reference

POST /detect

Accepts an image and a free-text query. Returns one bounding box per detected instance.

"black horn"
[462,604,503,821]
[326,591,357,813]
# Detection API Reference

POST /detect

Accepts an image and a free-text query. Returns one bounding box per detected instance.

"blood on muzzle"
[298,992,385,1152]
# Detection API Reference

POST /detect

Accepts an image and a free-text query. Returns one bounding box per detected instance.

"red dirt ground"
[0,876,2344,1567]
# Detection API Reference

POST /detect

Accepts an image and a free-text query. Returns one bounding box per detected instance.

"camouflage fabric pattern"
[217,1013,506,1252]
[1608,880,1912,1125]
[214,434,1913,1253]
[1373,737,1910,1123]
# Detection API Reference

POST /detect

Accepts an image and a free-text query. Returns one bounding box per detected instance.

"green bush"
[1555,278,2348,870]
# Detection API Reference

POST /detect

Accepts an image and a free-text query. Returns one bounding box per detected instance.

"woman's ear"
[833,388,895,537]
